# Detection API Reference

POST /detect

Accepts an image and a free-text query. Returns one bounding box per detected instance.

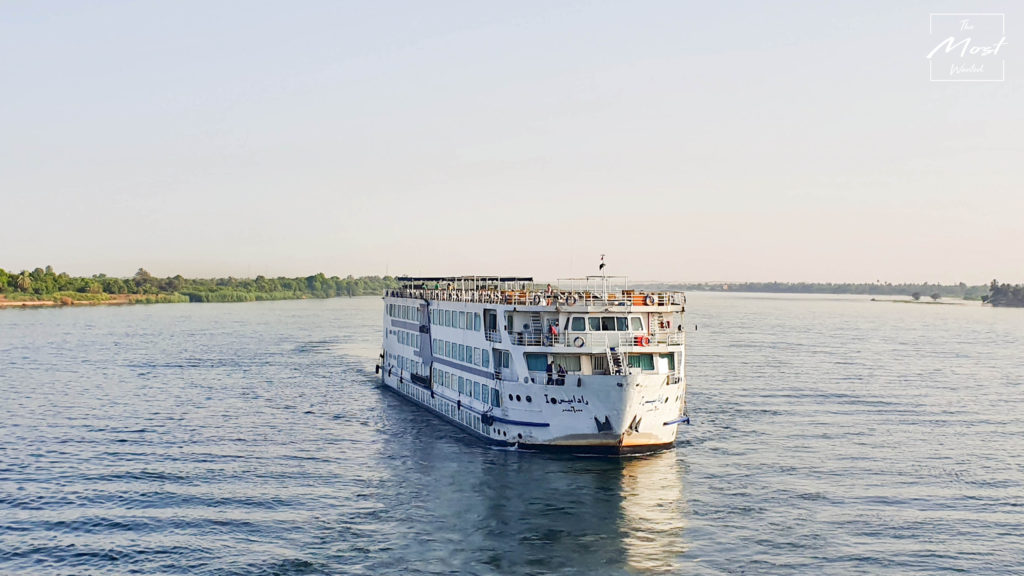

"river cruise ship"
[377,276,688,454]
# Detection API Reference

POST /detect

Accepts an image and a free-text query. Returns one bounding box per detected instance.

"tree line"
[0,266,399,302]
[983,280,1024,307]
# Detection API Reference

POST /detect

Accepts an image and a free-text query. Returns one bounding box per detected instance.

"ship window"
[661,353,675,370]
[601,317,615,331]
[474,347,481,366]
[616,317,628,331]
[525,354,547,371]
[474,381,481,401]
[589,317,601,331]
[570,317,586,331]
[553,354,582,372]
[458,376,465,394]
[482,351,489,369]
[628,354,655,371]
[630,317,643,331]
[481,383,489,401]
[459,344,466,362]
[459,311,466,329]
[491,388,501,407]
[474,313,481,331]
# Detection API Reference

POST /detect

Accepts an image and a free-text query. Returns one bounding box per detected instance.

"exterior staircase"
[606,346,626,375]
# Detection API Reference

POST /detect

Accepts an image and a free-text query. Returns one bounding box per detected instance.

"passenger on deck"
[556,364,567,386]
[546,361,554,386]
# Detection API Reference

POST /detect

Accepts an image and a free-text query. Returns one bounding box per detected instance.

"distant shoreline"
[0,294,185,309]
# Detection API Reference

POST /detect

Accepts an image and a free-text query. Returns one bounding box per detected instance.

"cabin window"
[601,317,615,331]
[525,353,547,371]
[474,348,481,366]
[474,381,481,401]
[589,317,601,331]
[459,312,466,329]
[474,313,482,331]
[481,383,490,402]
[458,376,465,394]
[552,354,582,372]
[616,317,628,331]
[661,353,675,370]
[490,388,501,407]
[628,354,655,371]
[630,317,643,331]
[482,351,489,369]
[570,317,586,331]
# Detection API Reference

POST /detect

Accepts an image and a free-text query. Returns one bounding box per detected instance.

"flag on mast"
[599,254,606,272]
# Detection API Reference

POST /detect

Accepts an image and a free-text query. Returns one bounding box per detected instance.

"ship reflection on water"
[462,448,688,574]
[618,452,689,573]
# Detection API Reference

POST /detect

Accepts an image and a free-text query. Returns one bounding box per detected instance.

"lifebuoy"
[573,336,585,348]
[566,294,578,306]
[532,294,542,305]
[644,294,655,306]
[636,335,650,346]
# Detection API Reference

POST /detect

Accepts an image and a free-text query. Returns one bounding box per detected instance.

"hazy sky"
[1,1,1020,283]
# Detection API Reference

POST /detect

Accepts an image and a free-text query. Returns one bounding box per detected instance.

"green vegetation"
[0,266,398,307]
[982,280,1024,307]
[639,281,990,300]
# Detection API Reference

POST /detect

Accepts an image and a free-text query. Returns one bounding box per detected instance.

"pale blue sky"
[1,1,1020,283]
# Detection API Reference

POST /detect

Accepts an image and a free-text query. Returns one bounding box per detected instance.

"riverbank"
[0,294,187,309]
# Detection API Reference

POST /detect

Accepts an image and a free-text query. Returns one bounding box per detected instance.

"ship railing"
[385,288,684,307]
[507,330,684,348]
[484,330,502,344]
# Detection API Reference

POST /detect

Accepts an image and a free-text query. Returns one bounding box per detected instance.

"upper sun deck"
[386,275,685,309]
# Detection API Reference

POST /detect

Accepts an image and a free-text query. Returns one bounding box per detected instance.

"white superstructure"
[377,276,688,454]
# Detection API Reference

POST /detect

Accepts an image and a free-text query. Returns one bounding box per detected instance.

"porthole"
[508,394,514,401]
[515,395,521,402]
[517,433,523,440]
[525,395,532,403]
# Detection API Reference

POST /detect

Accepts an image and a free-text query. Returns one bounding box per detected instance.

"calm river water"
[1,293,1022,575]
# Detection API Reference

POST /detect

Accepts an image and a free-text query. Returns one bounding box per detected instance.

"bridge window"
[630,317,643,331]
[570,317,586,331]
[589,317,601,331]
